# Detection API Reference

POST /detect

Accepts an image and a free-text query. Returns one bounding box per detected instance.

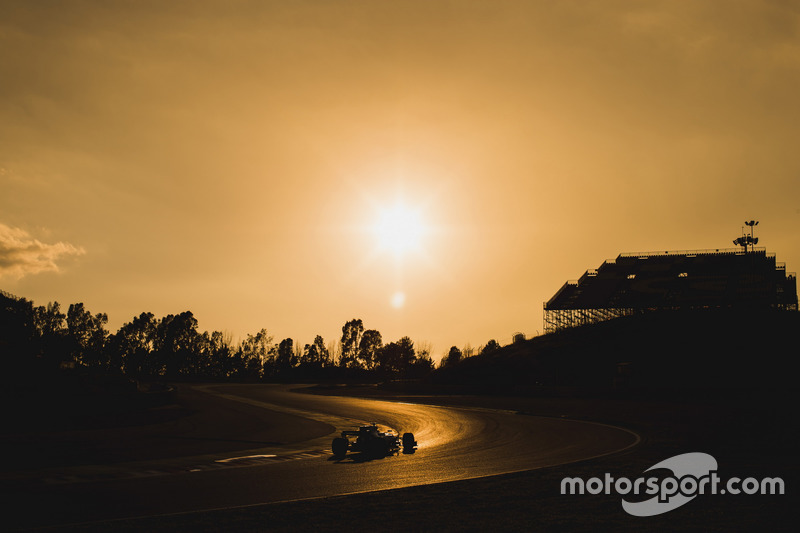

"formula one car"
[331,424,417,458]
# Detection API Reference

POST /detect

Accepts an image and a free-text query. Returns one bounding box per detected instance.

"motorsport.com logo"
[561,452,785,516]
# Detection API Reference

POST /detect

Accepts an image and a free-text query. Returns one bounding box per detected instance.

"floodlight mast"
[734,220,759,252]
[746,220,759,252]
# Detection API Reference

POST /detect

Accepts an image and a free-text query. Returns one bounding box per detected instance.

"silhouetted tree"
[66,303,109,369]
[32,301,69,369]
[481,339,501,356]
[315,335,331,366]
[340,319,364,369]
[33,301,66,337]
[301,335,330,368]
[442,345,462,367]
[409,342,435,377]
[396,336,416,372]
[274,337,296,375]
[238,328,273,379]
[358,329,383,370]
[1,292,447,384]
[0,294,36,377]
[109,312,156,376]
[327,340,339,368]
[199,330,234,379]
[153,311,201,377]
[380,336,416,374]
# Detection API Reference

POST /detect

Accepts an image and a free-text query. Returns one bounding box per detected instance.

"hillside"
[430,308,798,395]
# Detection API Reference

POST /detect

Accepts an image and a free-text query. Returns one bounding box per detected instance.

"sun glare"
[390,291,406,308]
[373,204,425,256]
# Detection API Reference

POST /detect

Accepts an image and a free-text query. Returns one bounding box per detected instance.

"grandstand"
[543,247,798,333]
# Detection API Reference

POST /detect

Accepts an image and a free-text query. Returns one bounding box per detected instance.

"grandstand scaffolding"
[543,247,798,333]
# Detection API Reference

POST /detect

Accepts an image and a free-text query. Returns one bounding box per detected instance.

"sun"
[373,203,426,256]
[390,291,406,308]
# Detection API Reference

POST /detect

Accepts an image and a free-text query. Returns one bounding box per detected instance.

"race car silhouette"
[331,424,417,458]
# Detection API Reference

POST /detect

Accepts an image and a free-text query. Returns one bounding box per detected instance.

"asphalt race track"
[3,384,638,530]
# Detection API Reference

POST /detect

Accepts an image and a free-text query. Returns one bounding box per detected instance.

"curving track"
[4,384,638,529]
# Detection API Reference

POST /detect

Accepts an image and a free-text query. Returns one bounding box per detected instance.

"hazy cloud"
[0,223,84,279]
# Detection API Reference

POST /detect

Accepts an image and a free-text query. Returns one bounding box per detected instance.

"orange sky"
[2,1,798,360]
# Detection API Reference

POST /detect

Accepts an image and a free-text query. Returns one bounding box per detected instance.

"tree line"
[0,294,439,382]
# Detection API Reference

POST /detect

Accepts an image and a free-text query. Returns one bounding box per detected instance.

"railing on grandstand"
[617,247,767,258]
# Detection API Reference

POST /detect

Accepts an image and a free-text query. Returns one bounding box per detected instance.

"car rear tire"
[332,437,348,457]
[402,432,416,450]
